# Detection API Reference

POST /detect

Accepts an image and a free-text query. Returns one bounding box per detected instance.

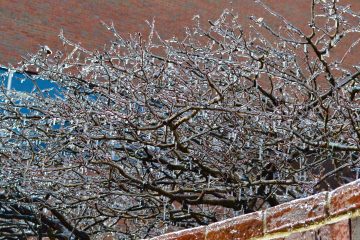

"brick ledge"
[252,208,360,240]
[148,179,360,240]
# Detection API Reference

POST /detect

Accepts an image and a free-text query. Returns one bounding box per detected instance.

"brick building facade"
[3,0,358,66]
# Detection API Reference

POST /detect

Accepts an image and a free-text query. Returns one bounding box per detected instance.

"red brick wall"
[148,179,360,240]
[0,0,360,65]
[2,0,359,66]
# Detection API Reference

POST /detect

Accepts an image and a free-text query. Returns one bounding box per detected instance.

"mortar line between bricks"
[263,209,267,234]
[204,224,208,240]
[324,191,330,217]
[250,208,360,240]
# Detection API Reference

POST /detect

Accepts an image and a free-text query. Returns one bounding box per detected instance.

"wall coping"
[148,179,360,240]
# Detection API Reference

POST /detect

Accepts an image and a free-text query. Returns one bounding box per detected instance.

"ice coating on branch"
[1,0,360,238]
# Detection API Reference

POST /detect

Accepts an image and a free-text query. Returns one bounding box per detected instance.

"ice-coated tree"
[1,0,360,239]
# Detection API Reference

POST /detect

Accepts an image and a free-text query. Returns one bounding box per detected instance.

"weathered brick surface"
[205,212,263,240]
[4,0,360,66]
[316,219,350,240]
[273,220,350,240]
[3,0,360,71]
[149,226,205,240]
[351,217,360,240]
[265,192,328,233]
[329,180,360,217]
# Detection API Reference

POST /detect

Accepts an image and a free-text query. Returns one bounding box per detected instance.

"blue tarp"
[0,67,61,97]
